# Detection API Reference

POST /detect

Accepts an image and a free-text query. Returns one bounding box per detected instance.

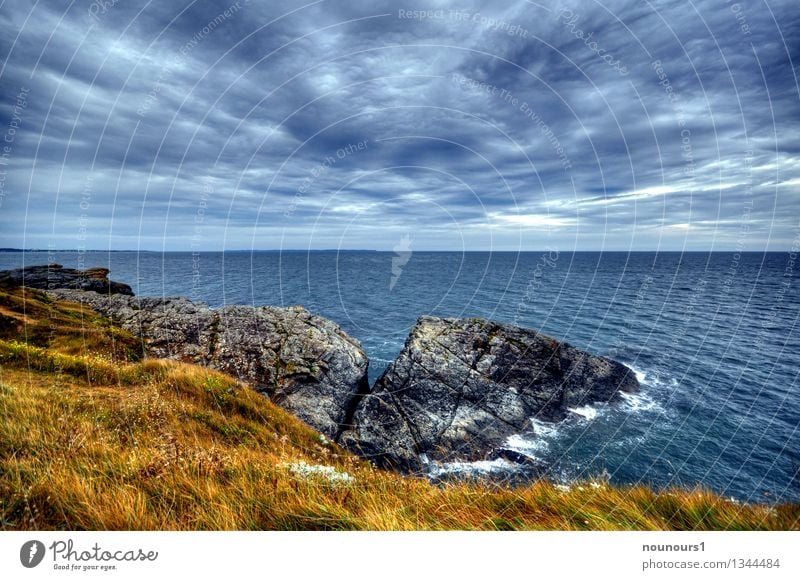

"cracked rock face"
[339,316,639,472]
[0,264,134,295]
[48,290,369,439]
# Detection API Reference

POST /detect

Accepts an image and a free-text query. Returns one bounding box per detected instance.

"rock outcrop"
[49,289,369,440]
[10,264,640,475]
[0,264,134,295]
[339,316,639,472]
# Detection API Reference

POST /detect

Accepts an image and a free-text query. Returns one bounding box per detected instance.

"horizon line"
[0,248,787,254]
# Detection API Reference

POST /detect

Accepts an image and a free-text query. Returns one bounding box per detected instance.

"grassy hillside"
[0,286,797,530]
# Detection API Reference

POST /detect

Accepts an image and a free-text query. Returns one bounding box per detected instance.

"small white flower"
[283,461,355,484]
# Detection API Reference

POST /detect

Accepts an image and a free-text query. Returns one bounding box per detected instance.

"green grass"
[0,286,797,530]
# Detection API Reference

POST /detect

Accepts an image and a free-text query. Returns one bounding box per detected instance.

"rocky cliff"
[339,316,639,472]
[48,289,370,440]
[0,264,134,295]
[5,265,639,474]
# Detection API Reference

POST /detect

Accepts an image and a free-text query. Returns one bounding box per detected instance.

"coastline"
[0,272,797,530]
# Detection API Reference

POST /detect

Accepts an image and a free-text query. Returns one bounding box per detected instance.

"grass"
[0,286,797,530]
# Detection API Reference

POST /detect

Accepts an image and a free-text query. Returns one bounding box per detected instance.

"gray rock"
[0,264,134,295]
[48,289,369,439]
[29,265,641,475]
[340,316,639,472]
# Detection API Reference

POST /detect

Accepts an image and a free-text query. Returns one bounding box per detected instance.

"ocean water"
[2,250,798,503]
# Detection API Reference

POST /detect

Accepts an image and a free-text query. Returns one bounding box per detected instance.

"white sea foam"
[620,364,670,414]
[501,418,565,458]
[505,433,539,451]
[627,364,679,389]
[529,417,560,438]
[422,424,563,476]
[425,457,517,477]
[568,405,600,420]
[620,390,658,412]
[627,364,648,384]
[504,434,544,459]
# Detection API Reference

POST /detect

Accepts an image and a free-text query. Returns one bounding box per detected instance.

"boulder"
[0,264,134,295]
[340,316,639,472]
[48,289,370,440]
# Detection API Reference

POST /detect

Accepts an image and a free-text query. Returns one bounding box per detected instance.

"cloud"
[0,0,797,250]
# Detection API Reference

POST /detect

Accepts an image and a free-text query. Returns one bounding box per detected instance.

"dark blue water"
[3,250,798,503]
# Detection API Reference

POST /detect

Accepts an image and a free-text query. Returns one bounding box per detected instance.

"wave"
[422,417,566,476]
[620,364,674,415]
[626,364,679,389]
[620,390,659,413]
[422,456,517,478]
[568,404,602,421]
[423,364,673,478]
[502,417,566,458]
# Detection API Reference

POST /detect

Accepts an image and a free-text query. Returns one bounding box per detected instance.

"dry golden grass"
[0,286,797,530]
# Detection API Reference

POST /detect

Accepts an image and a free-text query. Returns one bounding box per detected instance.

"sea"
[2,250,798,503]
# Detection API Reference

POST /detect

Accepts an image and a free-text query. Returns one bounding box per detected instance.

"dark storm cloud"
[0,0,797,250]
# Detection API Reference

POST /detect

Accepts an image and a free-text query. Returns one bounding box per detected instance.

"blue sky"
[0,0,797,251]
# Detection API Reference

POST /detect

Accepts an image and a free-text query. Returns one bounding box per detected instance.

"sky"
[0,0,797,251]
